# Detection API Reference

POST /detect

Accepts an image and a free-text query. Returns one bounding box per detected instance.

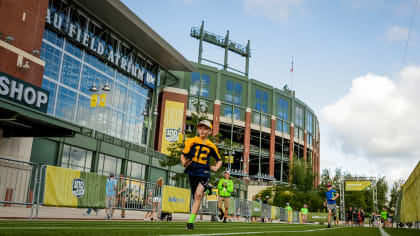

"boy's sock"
[188,214,197,223]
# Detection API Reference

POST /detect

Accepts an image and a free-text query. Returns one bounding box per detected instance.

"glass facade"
[253,89,269,127]
[127,161,146,180]
[41,29,151,145]
[190,72,210,97]
[224,80,242,120]
[61,144,93,172]
[97,154,122,176]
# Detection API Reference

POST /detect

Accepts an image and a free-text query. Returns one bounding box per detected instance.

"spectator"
[251,196,257,223]
[262,196,269,223]
[285,203,292,224]
[114,174,127,218]
[381,208,388,228]
[105,172,117,220]
[352,207,359,226]
[359,208,365,226]
[301,204,308,224]
[346,206,353,226]
[256,194,262,203]
[369,212,375,226]
[83,208,98,216]
[144,190,153,220]
[150,178,164,221]
[217,170,233,223]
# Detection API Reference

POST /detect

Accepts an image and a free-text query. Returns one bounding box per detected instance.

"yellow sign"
[224,155,233,164]
[271,206,277,219]
[345,181,371,191]
[44,166,80,207]
[207,189,218,201]
[161,185,191,213]
[161,100,184,155]
[99,94,107,107]
[90,94,98,107]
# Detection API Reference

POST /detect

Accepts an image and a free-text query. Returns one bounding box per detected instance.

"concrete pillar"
[212,100,221,136]
[243,108,251,175]
[288,123,294,185]
[269,116,276,177]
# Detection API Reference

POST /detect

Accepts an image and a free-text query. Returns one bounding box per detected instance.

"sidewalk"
[0,205,204,221]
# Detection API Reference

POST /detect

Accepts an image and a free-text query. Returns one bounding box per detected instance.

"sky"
[122,0,420,186]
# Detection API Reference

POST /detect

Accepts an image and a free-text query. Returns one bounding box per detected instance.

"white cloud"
[242,0,303,21]
[320,66,420,183]
[385,25,409,43]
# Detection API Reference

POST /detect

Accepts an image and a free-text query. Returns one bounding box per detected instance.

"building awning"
[0,98,80,137]
[76,0,196,72]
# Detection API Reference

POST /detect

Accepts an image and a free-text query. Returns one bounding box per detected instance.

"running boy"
[181,120,222,230]
[324,182,339,228]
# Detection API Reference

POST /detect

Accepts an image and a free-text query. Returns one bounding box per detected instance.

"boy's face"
[198,125,211,138]
[327,186,332,191]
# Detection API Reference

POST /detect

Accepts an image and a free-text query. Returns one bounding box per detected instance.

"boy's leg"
[223,198,229,222]
[188,182,205,225]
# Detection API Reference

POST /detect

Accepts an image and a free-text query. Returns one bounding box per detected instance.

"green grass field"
[0,221,418,236]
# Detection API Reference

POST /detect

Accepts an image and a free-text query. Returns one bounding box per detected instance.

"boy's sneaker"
[186,223,194,230]
[327,223,331,228]
[223,219,227,223]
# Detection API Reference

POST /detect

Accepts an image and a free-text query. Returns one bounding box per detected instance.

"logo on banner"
[165,128,182,143]
[169,196,185,203]
[72,178,85,198]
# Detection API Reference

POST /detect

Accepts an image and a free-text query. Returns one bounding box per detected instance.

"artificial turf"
[0,220,416,236]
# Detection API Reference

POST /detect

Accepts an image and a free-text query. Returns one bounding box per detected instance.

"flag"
[290,61,294,72]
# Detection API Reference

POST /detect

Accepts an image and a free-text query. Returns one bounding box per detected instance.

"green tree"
[388,179,403,213]
[292,159,315,192]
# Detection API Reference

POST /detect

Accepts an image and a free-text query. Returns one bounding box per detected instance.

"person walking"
[181,120,222,230]
[381,208,388,228]
[346,206,353,226]
[323,182,339,228]
[116,174,127,218]
[300,204,308,224]
[105,172,117,220]
[218,170,233,223]
[285,203,293,223]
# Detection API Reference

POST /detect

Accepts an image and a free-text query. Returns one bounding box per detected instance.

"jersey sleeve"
[182,138,193,155]
[209,144,221,161]
[227,180,233,193]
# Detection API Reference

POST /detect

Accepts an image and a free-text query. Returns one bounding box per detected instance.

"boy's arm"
[181,153,191,167]
[210,160,222,172]
[332,192,339,200]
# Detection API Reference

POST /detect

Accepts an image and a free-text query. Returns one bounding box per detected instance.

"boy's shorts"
[189,175,209,198]
[327,203,337,216]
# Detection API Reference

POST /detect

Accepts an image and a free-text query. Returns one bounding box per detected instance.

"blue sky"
[123,0,420,184]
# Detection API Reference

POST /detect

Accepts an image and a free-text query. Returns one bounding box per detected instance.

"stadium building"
[159,22,321,187]
[0,0,197,187]
[0,0,319,201]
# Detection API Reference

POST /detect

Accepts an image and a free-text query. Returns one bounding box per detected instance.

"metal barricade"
[279,207,288,221]
[0,157,39,219]
[293,210,300,223]
[113,177,161,214]
[262,203,271,221]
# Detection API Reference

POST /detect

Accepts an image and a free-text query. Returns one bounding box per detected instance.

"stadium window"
[190,72,210,98]
[224,80,243,120]
[254,89,269,126]
[277,98,289,121]
[295,106,304,127]
[306,112,313,134]
[127,161,146,180]
[61,144,92,172]
[97,154,122,176]
[168,172,176,186]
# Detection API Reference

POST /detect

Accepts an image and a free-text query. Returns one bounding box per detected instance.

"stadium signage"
[169,196,185,203]
[0,72,49,113]
[72,178,85,198]
[45,9,156,89]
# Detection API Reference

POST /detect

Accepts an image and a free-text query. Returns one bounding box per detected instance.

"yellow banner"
[161,185,191,213]
[401,161,420,222]
[287,210,293,222]
[207,189,218,201]
[90,94,98,107]
[345,181,371,191]
[271,206,276,219]
[44,166,80,207]
[161,100,184,155]
[99,94,107,107]
[224,155,233,164]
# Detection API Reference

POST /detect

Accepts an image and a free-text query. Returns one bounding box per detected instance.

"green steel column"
[245,40,250,78]
[198,21,204,64]
[224,30,229,71]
